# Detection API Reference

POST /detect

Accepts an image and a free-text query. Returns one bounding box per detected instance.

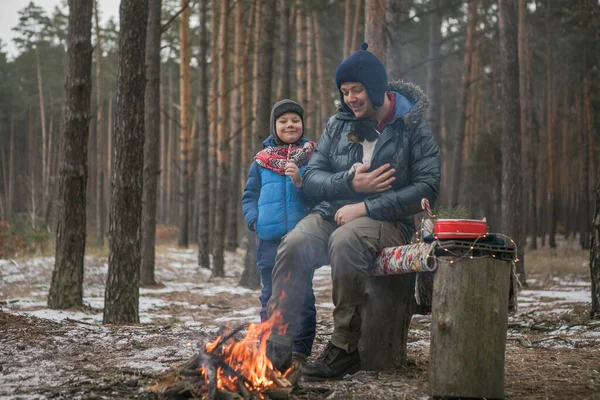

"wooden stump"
[429,258,510,400]
[358,274,416,370]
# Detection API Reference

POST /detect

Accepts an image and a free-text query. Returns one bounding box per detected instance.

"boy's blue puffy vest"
[256,165,311,240]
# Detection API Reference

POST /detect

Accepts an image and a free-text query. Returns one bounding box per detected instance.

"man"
[266,42,441,381]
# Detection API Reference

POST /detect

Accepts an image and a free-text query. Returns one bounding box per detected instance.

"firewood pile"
[148,319,299,400]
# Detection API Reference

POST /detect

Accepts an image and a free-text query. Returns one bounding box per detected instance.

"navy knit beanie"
[269,99,305,145]
[335,42,388,110]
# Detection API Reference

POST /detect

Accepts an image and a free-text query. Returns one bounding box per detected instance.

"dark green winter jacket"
[302,80,441,242]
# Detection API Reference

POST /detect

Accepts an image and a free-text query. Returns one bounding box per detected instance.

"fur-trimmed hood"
[336,80,429,131]
[386,80,429,131]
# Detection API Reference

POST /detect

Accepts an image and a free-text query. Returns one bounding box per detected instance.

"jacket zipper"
[283,174,288,233]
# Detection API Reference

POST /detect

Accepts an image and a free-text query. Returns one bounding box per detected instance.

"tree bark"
[94,0,105,247]
[359,274,415,370]
[306,14,314,135]
[295,0,306,107]
[240,0,255,201]
[581,67,592,249]
[426,0,442,147]
[240,0,277,284]
[430,258,510,399]
[498,0,523,282]
[545,0,557,248]
[384,0,402,81]
[343,0,353,58]
[197,0,210,269]
[591,178,600,318]
[208,0,220,252]
[48,0,93,310]
[212,0,231,278]
[227,0,243,252]
[8,119,14,219]
[103,0,148,324]
[449,0,477,208]
[313,11,328,137]
[364,0,385,60]
[277,0,291,100]
[178,0,191,248]
[351,0,363,52]
[141,0,162,286]
[35,46,48,213]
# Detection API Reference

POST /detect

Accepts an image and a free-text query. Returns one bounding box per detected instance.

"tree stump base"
[429,258,510,399]
[358,274,416,370]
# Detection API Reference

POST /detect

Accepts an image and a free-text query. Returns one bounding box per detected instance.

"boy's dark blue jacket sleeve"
[242,161,261,231]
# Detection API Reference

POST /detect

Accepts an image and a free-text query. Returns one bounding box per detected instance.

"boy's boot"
[302,342,361,381]
[266,339,292,372]
[283,352,307,386]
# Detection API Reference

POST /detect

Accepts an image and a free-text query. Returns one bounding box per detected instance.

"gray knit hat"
[270,99,305,145]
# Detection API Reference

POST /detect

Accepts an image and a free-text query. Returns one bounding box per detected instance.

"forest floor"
[1,237,599,400]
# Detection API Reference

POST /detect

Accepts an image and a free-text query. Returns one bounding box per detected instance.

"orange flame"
[200,310,289,394]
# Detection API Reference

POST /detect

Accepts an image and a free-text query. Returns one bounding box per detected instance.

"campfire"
[150,311,296,400]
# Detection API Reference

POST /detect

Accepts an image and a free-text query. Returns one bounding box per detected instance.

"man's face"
[340,82,375,119]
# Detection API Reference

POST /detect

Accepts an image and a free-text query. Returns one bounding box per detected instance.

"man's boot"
[302,342,361,381]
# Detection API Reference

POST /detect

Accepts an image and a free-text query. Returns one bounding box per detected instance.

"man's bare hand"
[335,203,367,226]
[351,163,396,193]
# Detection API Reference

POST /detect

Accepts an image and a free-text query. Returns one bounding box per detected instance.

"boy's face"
[276,112,303,144]
[340,82,376,119]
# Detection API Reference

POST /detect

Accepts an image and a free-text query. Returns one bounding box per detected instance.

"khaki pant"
[267,213,406,353]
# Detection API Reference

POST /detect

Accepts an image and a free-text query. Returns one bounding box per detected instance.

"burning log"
[148,313,297,400]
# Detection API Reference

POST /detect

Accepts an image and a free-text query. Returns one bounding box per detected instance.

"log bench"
[358,240,513,400]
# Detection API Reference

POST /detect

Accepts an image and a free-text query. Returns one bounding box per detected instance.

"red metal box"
[433,219,488,239]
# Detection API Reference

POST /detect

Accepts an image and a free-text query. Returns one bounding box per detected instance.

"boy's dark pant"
[257,238,316,357]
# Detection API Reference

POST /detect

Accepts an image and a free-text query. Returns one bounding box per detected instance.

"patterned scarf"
[255,141,316,175]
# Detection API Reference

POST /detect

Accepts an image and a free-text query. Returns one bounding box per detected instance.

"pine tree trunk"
[166,66,173,225]
[103,0,148,324]
[277,0,291,100]
[343,0,353,58]
[295,0,306,106]
[106,96,113,231]
[449,0,477,207]
[364,0,384,60]
[426,0,442,146]
[8,119,14,219]
[351,0,363,52]
[581,68,592,249]
[516,0,530,267]
[178,0,191,248]
[240,0,277,285]
[227,0,243,252]
[35,47,48,213]
[141,0,162,286]
[93,0,105,247]
[591,178,600,318]
[212,0,231,277]
[159,69,167,224]
[313,11,328,137]
[240,0,261,287]
[384,0,403,81]
[251,0,262,151]
[240,1,255,201]
[545,0,557,248]
[48,0,93,310]
[306,14,314,135]
[208,0,220,252]
[498,0,523,281]
[197,0,210,269]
